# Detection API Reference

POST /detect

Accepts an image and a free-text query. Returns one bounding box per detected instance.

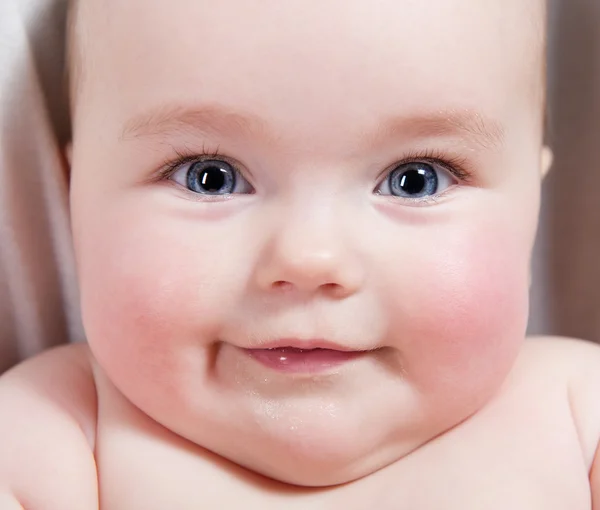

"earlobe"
[541,146,553,178]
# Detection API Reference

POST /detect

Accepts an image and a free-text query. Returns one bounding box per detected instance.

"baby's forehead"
[71,0,546,141]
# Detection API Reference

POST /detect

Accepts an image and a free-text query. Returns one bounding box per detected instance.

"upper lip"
[244,339,363,352]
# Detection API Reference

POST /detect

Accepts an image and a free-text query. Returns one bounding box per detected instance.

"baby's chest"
[94,411,590,510]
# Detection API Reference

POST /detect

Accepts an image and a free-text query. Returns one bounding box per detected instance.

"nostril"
[322,282,349,298]
[271,281,340,294]
[273,281,293,291]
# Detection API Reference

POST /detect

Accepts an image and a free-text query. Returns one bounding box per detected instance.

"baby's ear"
[541,145,553,178]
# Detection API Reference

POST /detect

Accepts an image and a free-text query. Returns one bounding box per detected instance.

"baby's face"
[70,0,546,486]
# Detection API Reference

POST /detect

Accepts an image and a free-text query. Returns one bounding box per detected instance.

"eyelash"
[156,146,474,191]
[381,148,473,183]
[157,145,231,181]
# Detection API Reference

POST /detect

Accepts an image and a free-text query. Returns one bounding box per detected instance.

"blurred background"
[0,0,598,373]
[529,0,600,337]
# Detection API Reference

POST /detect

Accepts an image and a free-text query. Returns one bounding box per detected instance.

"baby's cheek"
[390,220,530,407]
[81,238,179,390]
[78,213,243,403]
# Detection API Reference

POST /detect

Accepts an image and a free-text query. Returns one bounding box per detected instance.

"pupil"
[199,167,226,192]
[400,169,426,195]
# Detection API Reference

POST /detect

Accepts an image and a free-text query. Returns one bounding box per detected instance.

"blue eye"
[378,162,455,199]
[170,159,253,195]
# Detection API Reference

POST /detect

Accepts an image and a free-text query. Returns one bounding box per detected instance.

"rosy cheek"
[387,219,529,403]
[77,214,236,399]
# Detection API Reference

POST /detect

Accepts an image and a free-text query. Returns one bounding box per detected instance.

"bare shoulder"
[0,343,98,441]
[0,344,99,509]
[519,335,600,391]
[519,335,600,469]
[519,334,600,367]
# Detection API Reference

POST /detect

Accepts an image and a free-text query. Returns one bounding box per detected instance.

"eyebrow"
[121,103,505,151]
[368,109,505,150]
[121,104,273,143]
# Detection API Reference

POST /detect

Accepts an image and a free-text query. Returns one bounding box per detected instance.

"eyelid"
[373,151,472,205]
[378,149,474,184]
[374,149,473,191]
[156,147,240,180]
[156,147,255,194]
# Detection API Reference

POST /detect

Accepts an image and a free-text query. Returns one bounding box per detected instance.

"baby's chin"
[200,400,470,487]
[156,384,481,487]
[233,428,420,486]
[184,407,414,486]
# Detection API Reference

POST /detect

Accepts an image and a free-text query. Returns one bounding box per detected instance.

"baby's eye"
[170,159,253,195]
[376,162,456,199]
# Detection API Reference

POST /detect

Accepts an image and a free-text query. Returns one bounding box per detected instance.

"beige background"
[0,0,81,374]
[0,0,598,373]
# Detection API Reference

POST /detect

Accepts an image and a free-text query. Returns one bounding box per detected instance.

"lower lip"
[245,347,363,374]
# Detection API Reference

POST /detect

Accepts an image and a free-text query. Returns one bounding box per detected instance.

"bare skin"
[3,337,600,509]
[4,0,600,508]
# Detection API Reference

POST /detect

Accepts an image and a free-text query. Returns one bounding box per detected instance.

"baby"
[1,0,598,508]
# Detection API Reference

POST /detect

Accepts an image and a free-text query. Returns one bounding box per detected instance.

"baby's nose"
[252,204,365,298]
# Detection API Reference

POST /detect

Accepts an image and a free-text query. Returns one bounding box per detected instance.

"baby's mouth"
[244,346,365,374]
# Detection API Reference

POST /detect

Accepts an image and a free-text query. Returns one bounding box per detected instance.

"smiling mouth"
[243,346,367,374]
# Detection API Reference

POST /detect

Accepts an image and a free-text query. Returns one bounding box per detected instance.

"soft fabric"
[0,0,83,374]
